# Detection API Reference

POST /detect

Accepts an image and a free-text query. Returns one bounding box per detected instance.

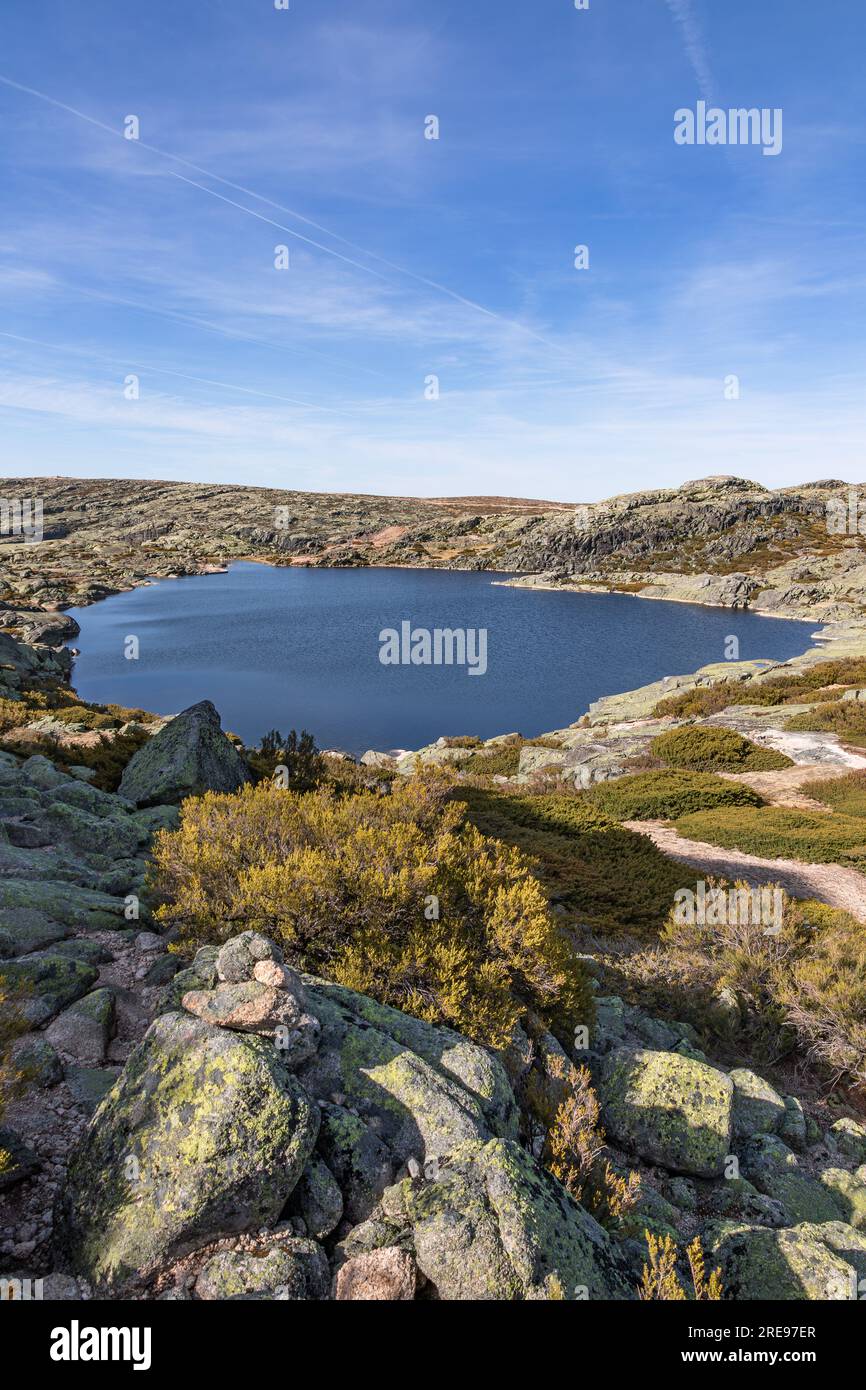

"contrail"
[0,72,555,351]
[663,0,716,103]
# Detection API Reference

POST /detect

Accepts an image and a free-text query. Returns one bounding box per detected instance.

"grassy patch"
[650,725,792,773]
[456,787,684,935]
[586,769,764,821]
[673,805,866,867]
[802,769,866,818]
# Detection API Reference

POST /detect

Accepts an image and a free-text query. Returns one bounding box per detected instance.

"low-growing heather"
[653,658,866,720]
[784,700,866,747]
[650,725,792,773]
[586,769,764,821]
[456,788,684,934]
[673,805,866,868]
[802,769,866,818]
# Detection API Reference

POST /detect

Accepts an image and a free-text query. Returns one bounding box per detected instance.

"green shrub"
[149,776,593,1049]
[650,726,792,773]
[247,729,325,789]
[587,770,764,821]
[673,805,866,867]
[802,769,866,818]
[456,788,684,935]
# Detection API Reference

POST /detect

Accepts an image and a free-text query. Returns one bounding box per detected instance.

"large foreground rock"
[600,1048,733,1178]
[118,700,251,807]
[397,1138,630,1300]
[705,1220,866,1300]
[54,1011,319,1292]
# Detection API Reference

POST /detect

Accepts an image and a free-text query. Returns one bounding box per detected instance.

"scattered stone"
[828,1117,866,1164]
[335,1247,417,1300]
[194,1240,329,1301]
[47,988,116,1063]
[10,1034,63,1088]
[215,931,284,984]
[287,1157,344,1240]
[135,932,164,953]
[729,1069,786,1139]
[63,1065,120,1116]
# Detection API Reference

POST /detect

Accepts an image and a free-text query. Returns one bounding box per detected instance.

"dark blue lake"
[65,563,817,755]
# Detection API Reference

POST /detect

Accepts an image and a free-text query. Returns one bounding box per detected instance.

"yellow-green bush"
[650,725,792,773]
[149,776,592,1048]
[673,805,866,867]
[455,788,684,935]
[661,892,866,1089]
[587,769,764,821]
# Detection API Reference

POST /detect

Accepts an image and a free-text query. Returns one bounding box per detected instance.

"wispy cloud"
[664,0,716,102]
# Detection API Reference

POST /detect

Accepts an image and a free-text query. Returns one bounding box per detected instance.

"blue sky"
[0,0,864,502]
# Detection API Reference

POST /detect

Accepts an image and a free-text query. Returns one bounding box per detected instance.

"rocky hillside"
[1,474,865,627]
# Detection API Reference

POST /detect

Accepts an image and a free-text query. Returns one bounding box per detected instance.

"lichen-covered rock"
[315,1104,394,1224]
[0,1126,41,1191]
[46,987,116,1063]
[297,986,512,1167]
[0,911,71,959]
[3,954,99,1026]
[401,1138,630,1300]
[0,879,123,932]
[705,1177,786,1228]
[704,1220,862,1300]
[753,1171,843,1226]
[302,976,517,1139]
[286,1156,344,1239]
[779,1096,809,1153]
[54,1011,320,1292]
[819,1169,866,1231]
[194,1239,329,1300]
[600,1048,733,1177]
[729,1069,786,1139]
[118,700,252,807]
[804,1221,866,1281]
[335,1247,417,1301]
[828,1118,866,1164]
[10,1034,63,1087]
[740,1134,800,1182]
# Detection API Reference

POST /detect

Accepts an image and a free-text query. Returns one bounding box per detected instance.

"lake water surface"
[66,563,818,754]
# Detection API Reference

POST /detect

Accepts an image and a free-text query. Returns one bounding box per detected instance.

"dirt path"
[624,818,866,922]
